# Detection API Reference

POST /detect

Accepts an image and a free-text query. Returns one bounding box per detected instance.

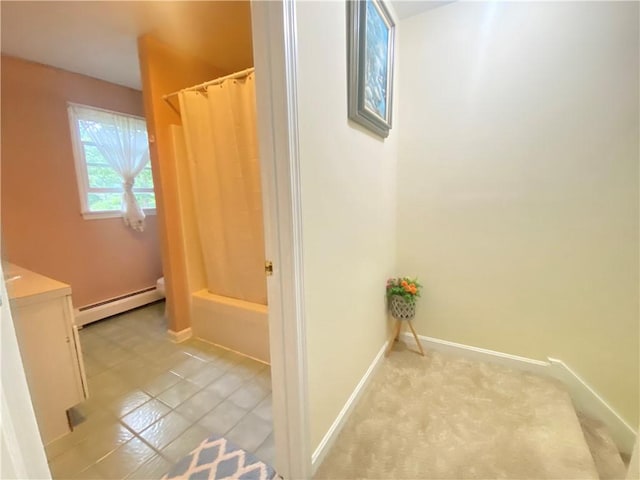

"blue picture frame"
[348,0,395,138]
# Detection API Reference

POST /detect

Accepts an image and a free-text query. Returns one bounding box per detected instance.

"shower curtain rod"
[162,67,255,115]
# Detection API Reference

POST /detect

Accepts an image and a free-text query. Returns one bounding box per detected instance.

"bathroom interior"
[1,1,274,478]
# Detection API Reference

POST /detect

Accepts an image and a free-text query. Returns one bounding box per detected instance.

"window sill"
[81,209,157,221]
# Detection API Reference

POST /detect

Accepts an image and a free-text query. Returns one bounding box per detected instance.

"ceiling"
[0,1,450,91]
[392,1,455,19]
[0,1,253,90]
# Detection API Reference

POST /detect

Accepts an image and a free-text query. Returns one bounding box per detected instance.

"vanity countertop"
[4,263,71,307]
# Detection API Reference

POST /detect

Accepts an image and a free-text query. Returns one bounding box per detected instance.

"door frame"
[251,1,311,478]
[0,262,52,479]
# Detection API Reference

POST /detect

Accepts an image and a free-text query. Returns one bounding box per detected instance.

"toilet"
[156,277,166,297]
[156,277,167,318]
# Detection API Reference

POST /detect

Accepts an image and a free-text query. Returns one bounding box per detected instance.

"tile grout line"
[48,302,273,479]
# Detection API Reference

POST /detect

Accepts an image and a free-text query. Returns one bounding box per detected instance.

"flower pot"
[389,295,416,320]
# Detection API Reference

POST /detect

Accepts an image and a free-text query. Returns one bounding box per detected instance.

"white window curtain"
[70,105,151,231]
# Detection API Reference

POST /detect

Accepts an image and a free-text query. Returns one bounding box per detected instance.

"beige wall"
[138,35,230,332]
[1,55,163,308]
[397,2,639,426]
[295,1,400,451]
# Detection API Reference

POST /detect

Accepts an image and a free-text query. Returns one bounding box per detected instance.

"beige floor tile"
[230,357,267,380]
[184,350,221,364]
[66,410,120,446]
[79,331,111,351]
[204,343,235,358]
[227,382,270,410]
[252,395,273,423]
[68,396,106,427]
[46,432,82,462]
[121,399,171,434]
[225,413,273,454]
[49,303,273,479]
[156,379,200,408]
[89,319,127,337]
[205,371,245,398]
[170,355,208,379]
[126,454,172,480]
[110,355,152,377]
[211,350,246,371]
[73,422,134,465]
[191,349,218,365]
[69,464,103,480]
[107,390,153,418]
[117,334,158,352]
[145,348,189,370]
[90,344,135,368]
[139,411,191,450]
[254,368,272,389]
[198,399,249,436]
[182,342,227,363]
[48,445,93,479]
[188,364,226,389]
[180,337,213,351]
[131,336,171,356]
[94,437,156,479]
[174,388,225,422]
[141,371,182,397]
[115,361,165,388]
[83,354,109,379]
[159,424,211,463]
[254,433,276,466]
[101,326,139,345]
[88,369,132,402]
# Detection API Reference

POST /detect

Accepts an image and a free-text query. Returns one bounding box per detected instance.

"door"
[251,1,311,478]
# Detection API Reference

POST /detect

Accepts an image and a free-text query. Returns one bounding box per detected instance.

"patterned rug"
[163,434,277,480]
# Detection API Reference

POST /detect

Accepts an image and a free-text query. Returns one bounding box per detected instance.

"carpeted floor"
[579,413,627,480]
[314,341,599,480]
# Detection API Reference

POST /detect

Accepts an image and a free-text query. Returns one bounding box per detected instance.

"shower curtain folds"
[178,72,267,306]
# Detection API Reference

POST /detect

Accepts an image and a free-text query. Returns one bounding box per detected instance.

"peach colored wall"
[1,55,163,308]
[138,35,229,332]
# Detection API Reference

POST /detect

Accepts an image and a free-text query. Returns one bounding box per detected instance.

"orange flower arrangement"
[386,276,422,303]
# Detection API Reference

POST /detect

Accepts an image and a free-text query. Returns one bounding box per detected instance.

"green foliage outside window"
[80,139,156,212]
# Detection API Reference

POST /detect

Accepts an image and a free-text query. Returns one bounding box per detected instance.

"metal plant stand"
[385,295,425,357]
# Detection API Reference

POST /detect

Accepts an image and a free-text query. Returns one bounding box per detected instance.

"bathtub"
[191,289,270,363]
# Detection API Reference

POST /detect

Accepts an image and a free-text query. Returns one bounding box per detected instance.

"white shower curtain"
[178,72,267,305]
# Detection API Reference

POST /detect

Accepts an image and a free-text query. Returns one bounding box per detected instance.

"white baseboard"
[311,340,389,474]
[548,357,636,454]
[401,332,550,376]
[168,327,193,343]
[402,333,637,455]
[74,288,164,327]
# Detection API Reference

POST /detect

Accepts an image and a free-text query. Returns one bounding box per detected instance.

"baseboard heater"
[74,286,164,327]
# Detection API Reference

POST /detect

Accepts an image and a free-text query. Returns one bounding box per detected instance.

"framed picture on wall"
[347,0,395,138]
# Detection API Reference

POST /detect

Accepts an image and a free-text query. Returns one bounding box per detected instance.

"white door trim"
[251,1,311,478]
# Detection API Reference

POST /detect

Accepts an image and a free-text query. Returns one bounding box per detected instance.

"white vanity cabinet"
[5,263,88,445]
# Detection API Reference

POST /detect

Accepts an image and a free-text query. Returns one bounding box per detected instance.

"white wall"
[295,0,399,452]
[397,1,639,427]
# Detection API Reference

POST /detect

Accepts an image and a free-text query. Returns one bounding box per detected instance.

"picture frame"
[347,0,396,138]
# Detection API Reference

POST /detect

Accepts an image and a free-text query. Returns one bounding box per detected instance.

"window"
[68,104,155,221]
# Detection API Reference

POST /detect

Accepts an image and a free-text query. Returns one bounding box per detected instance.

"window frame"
[67,102,156,220]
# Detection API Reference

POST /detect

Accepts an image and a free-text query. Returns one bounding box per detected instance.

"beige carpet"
[314,341,599,480]
[578,412,627,479]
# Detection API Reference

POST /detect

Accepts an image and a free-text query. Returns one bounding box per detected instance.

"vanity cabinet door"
[11,296,84,443]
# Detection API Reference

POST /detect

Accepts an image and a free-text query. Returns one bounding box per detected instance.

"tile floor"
[45,302,274,480]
